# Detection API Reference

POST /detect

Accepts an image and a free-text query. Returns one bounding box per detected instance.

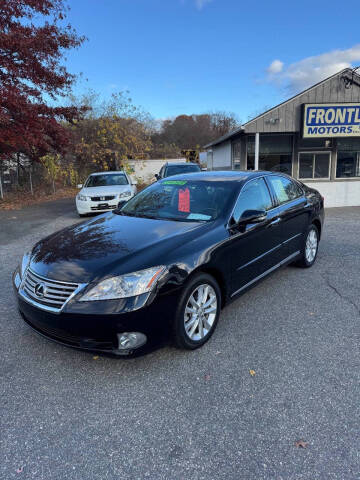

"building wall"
[212,141,232,170]
[304,181,360,207]
[128,158,186,182]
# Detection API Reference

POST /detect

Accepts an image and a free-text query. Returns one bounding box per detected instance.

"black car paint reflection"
[14,171,324,355]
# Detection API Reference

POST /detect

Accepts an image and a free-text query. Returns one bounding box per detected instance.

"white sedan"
[76,171,137,217]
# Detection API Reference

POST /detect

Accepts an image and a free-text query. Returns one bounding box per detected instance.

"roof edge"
[203,126,244,149]
[204,67,360,149]
[243,67,360,128]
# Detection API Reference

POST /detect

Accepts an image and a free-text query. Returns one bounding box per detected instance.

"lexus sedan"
[13,171,324,356]
[76,171,137,217]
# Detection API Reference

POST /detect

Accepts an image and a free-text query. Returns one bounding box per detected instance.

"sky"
[63,0,360,123]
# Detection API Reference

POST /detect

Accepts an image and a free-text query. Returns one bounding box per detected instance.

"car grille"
[90,205,117,211]
[90,196,115,201]
[20,268,81,313]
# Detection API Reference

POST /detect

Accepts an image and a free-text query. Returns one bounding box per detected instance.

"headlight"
[77,194,88,201]
[79,266,166,301]
[21,251,31,278]
[119,191,132,199]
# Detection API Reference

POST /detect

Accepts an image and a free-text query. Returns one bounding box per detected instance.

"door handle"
[269,217,281,227]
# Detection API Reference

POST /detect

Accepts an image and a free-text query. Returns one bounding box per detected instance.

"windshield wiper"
[113,210,138,217]
[113,210,158,219]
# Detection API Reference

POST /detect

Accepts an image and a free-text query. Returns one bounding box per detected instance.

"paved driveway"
[1,201,359,479]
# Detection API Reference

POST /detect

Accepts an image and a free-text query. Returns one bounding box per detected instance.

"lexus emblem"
[34,282,47,298]
[100,196,105,201]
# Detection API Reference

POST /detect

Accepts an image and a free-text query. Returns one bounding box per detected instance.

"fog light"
[13,270,21,290]
[117,332,147,351]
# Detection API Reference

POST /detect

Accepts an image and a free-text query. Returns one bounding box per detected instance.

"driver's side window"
[232,178,273,223]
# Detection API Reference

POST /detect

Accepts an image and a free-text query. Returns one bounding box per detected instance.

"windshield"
[119,179,236,222]
[85,173,129,187]
[165,164,201,177]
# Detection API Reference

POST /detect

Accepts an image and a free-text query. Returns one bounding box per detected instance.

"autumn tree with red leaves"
[0,0,85,164]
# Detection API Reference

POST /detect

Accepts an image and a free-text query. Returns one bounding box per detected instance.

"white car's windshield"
[85,174,128,187]
[119,179,236,222]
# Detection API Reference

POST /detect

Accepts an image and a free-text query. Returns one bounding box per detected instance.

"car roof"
[89,171,126,176]
[160,170,271,182]
[165,162,200,167]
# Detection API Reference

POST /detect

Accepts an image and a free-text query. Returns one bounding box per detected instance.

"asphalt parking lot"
[1,200,359,480]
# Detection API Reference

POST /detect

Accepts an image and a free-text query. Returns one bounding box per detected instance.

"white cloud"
[267,59,284,74]
[266,45,360,93]
[195,0,212,10]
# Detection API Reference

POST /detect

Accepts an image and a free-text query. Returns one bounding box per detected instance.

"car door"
[265,175,309,258]
[228,177,284,296]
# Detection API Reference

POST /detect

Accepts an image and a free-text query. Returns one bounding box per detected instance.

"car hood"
[80,185,132,197]
[30,213,209,283]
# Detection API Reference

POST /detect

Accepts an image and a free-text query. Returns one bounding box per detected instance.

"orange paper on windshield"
[178,187,190,212]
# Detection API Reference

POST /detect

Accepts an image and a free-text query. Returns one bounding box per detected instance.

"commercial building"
[204,68,360,207]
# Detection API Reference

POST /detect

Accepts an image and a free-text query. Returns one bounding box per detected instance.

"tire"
[172,273,221,350]
[295,224,319,268]
[78,213,88,218]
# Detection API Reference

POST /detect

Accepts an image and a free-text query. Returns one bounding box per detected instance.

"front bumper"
[76,200,119,214]
[14,273,180,356]
[76,196,134,214]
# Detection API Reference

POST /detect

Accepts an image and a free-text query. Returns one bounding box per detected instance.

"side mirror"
[131,180,138,186]
[239,209,267,224]
[77,184,83,189]
[155,174,160,180]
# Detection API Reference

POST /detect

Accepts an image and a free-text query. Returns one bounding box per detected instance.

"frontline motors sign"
[302,103,360,138]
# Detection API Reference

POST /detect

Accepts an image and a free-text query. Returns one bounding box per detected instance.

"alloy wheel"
[184,284,218,341]
[305,229,318,263]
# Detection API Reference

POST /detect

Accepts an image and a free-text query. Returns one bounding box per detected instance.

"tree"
[151,112,240,158]
[0,0,86,163]
[69,91,153,175]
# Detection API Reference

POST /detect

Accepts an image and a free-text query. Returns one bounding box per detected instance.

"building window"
[336,139,360,178]
[298,152,330,179]
[246,135,293,175]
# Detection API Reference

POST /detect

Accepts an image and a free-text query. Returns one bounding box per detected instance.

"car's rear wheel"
[172,273,221,349]
[295,224,319,268]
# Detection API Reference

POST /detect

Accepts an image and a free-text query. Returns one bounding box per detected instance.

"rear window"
[165,164,201,177]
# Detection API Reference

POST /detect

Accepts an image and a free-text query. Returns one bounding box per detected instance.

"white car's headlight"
[79,266,166,301]
[77,194,88,201]
[119,191,132,199]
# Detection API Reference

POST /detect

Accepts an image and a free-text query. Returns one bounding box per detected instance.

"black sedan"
[13,171,324,355]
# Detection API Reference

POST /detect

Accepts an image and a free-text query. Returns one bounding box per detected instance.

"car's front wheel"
[172,273,221,349]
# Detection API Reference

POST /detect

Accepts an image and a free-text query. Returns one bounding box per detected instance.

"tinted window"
[337,152,360,178]
[164,164,201,177]
[299,152,330,179]
[267,175,302,204]
[232,178,272,223]
[120,179,237,222]
[85,174,128,187]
